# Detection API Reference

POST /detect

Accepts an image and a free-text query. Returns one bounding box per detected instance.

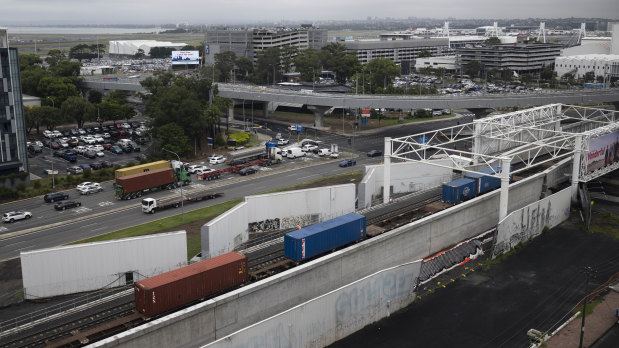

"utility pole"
[578,266,596,348]
[162,148,184,221]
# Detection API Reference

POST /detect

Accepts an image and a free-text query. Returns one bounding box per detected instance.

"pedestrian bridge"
[80,80,619,126]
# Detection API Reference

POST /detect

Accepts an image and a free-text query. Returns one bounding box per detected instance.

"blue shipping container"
[479,166,513,183]
[284,213,366,262]
[442,178,477,203]
[465,172,501,194]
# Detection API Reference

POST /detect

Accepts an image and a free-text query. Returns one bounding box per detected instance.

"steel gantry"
[383,103,619,220]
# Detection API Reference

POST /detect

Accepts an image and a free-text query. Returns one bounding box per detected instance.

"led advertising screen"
[585,130,619,174]
[172,51,200,65]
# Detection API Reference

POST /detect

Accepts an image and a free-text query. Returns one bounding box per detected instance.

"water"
[7,27,164,35]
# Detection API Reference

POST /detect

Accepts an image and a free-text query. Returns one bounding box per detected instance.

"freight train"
[134,213,367,317]
[114,160,191,200]
[442,165,513,203]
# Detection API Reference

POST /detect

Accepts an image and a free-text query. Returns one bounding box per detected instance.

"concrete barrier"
[93,170,550,347]
[205,261,422,347]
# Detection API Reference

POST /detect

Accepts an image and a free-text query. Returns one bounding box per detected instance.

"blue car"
[339,159,356,167]
[109,146,123,154]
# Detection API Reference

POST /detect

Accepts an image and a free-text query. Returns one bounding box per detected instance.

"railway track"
[0,301,142,348]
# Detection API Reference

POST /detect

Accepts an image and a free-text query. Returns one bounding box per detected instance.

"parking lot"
[27,121,152,178]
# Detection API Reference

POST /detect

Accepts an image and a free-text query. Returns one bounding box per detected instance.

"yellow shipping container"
[115,160,170,179]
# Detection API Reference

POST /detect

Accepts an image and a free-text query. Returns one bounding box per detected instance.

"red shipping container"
[115,168,175,194]
[135,252,248,317]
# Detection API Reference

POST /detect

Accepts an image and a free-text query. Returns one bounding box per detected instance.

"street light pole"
[162,148,184,221]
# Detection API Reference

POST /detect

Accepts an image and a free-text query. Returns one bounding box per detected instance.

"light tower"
[537,22,546,43]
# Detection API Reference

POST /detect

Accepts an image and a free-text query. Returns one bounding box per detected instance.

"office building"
[0,28,28,175]
[555,54,619,80]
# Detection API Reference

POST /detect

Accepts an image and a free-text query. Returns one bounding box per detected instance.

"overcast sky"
[2,0,618,26]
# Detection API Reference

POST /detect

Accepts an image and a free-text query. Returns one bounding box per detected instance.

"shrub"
[82,169,92,179]
[33,180,41,189]
[125,161,136,168]
[15,183,26,192]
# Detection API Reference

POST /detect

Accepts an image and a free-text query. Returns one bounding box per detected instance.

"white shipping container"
[21,231,187,299]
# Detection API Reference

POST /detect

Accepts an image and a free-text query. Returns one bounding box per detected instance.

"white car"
[95,151,105,157]
[76,182,101,191]
[330,152,340,158]
[83,136,96,145]
[103,132,111,138]
[277,138,289,146]
[195,168,215,175]
[74,145,87,154]
[289,125,298,131]
[94,135,105,143]
[52,130,62,138]
[121,122,131,129]
[78,185,103,195]
[3,211,32,223]
[92,144,104,152]
[187,165,204,174]
[209,155,227,164]
[43,130,53,138]
[302,144,318,152]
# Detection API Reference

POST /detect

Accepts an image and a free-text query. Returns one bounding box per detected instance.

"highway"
[0,115,470,261]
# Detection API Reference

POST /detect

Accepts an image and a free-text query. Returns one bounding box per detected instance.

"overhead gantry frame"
[382,104,619,221]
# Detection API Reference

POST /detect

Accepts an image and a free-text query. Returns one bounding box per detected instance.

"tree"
[540,67,555,81]
[20,66,49,96]
[414,109,432,118]
[68,44,105,61]
[365,58,401,94]
[418,50,431,58]
[214,51,237,82]
[51,60,81,77]
[134,49,145,59]
[37,76,80,107]
[280,45,299,74]
[485,37,501,45]
[486,68,499,82]
[253,47,282,85]
[596,75,604,83]
[583,71,595,83]
[87,90,103,104]
[149,47,174,59]
[319,43,361,83]
[236,57,254,80]
[18,54,42,71]
[154,123,192,157]
[24,106,53,134]
[419,66,434,76]
[60,96,94,128]
[294,48,321,82]
[520,73,534,85]
[45,49,66,67]
[465,60,481,78]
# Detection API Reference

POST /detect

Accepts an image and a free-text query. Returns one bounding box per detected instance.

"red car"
[102,143,112,150]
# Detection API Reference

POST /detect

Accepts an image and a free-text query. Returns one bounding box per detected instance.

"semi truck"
[114,161,191,200]
[197,146,282,181]
[141,190,224,213]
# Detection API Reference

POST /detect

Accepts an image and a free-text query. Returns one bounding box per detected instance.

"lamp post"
[312,67,315,91]
[162,148,184,221]
[46,96,55,188]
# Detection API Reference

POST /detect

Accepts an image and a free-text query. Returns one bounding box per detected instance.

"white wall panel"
[205,261,421,348]
[202,185,355,259]
[202,201,248,259]
[364,160,452,198]
[358,167,376,209]
[493,187,571,258]
[21,232,187,299]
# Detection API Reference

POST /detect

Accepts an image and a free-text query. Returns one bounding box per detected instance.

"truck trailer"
[114,161,191,200]
[141,190,224,213]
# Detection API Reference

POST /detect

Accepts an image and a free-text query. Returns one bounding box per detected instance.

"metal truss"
[389,104,619,181]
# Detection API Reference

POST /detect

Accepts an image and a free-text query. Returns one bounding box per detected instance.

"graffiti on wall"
[492,188,570,258]
[248,218,280,233]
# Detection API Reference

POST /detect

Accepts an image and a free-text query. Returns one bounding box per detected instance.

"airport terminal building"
[456,43,563,75]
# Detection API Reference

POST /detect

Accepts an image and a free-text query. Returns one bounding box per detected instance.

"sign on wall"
[172,51,200,65]
[586,130,619,174]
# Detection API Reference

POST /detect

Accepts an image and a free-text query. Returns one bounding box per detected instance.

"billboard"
[586,130,619,174]
[172,51,200,65]
[361,108,371,118]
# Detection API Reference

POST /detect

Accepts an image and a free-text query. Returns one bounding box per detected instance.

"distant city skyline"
[1,0,618,26]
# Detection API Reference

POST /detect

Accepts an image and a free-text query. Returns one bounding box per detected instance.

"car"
[29,144,43,153]
[120,144,132,153]
[187,164,209,174]
[76,182,100,190]
[135,153,147,161]
[67,138,79,147]
[302,144,318,152]
[238,166,258,176]
[209,155,226,164]
[275,133,282,140]
[102,143,112,150]
[330,152,340,158]
[78,185,103,195]
[77,128,86,135]
[54,200,82,211]
[103,132,111,139]
[44,192,69,203]
[90,162,103,170]
[100,160,113,168]
[74,145,87,154]
[79,163,92,171]
[289,125,298,131]
[95,151,105,157]
[50,141,60,150]
[93,135,104,143]
[121,122,131,129]
[84,150,97,159]
[43,130,53,138]
[52,130,62,138]
[3,211,32,223]
[128,142,140,152]
[109,146,123,154]
[82,136,96,145]
[277,138,289,146]
[194,168,215,175]
[135,137,148,145]
[367,150,383,157]
[339,159,357,167]
[67,166,83,175]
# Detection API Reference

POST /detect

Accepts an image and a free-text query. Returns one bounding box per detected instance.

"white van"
[318,148,331,156]
[286,147,305,159]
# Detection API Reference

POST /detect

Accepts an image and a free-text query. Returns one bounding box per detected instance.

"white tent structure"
[109,40,186,56]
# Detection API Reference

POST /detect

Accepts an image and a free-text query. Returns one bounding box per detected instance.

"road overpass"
[80,80,619,126]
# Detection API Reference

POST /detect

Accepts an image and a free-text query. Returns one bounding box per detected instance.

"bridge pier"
[227,105,234,124]
[262,101,271,119]
[307,105,331,128]
[467,108,494,119]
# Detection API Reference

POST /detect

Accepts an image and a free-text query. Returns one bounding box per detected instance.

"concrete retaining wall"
[492,187,571,258]
[21,232,187,299]
[95,170,549,348]
[205,261,422,348]
[358,160,452,209]
[543,157,572,189]
[202,184,355,259]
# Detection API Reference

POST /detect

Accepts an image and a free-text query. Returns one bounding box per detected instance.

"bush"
[82,169,92,179]
[125,161,136,168]
[215,136,226,147]
[229,132,250,145]
[15,183,26,192]
[33,180,42,189]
